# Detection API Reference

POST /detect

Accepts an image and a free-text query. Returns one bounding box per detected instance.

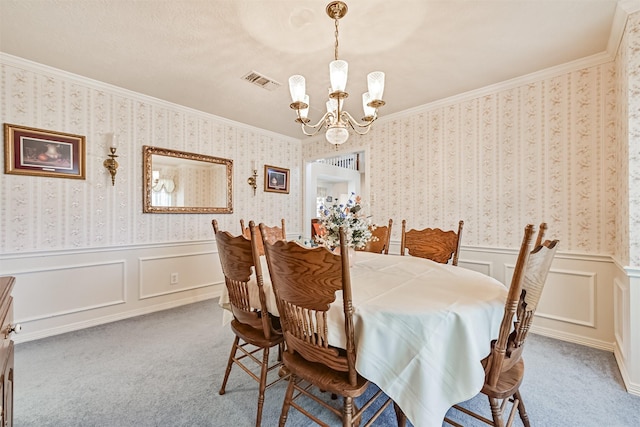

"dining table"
[218,250,508,427]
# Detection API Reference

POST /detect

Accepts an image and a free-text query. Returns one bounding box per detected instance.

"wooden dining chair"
[260,224,406,427]
[357,219,393,254]
[311,218,325,240]
[212,219,286,427]
[444,223,559,427]
[400,220,464,265]
[240,218,286,255]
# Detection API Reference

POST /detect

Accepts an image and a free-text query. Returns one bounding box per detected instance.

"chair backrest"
[240,218,286,255]
[534,222,547,248]
[400,220,464,265]
[260,224,358,385]
[311,218,325,240]
[485,223,559,387]
[357,219,393,254]
[212,219,276,339]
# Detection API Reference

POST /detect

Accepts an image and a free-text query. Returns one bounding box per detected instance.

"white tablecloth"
[219,251,507,427]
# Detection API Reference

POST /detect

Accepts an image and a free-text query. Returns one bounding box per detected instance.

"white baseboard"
[613,341,640,396]
[530,325,614,352]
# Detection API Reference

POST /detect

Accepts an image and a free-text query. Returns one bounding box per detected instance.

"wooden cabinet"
[0,277,15,427]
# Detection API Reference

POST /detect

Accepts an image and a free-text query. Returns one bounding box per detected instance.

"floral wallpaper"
[625,11,640,267]
[0,56,301,254]
[2,9,638,266]
[303,61,620,257]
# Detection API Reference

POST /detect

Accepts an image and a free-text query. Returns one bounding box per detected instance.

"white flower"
[314,193,375,249]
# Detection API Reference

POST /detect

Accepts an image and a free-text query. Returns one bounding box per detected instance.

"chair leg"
[489,396,505,427]
[255,346,270,427]
[393,402,407,427]
[514,390,531,427]
[342,396,354,427]
[277,342,284,362]
[279,374,296,427]
[219,335,240,395]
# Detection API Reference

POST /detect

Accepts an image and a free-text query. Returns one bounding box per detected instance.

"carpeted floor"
[14,298,640,426]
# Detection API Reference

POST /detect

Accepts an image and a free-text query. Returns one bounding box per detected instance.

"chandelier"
[288,1,385,146]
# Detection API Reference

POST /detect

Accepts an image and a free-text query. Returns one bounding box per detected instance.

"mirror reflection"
[143,145,233,214]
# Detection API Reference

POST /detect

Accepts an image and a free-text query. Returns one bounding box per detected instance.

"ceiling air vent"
[242,71,281,91]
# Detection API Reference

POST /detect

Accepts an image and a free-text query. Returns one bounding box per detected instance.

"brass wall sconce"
[103,133,119,186]
[247,161,258,196]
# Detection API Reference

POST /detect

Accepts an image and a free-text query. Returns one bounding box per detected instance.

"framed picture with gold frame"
[4,123,86,179]
[264,164,289,194]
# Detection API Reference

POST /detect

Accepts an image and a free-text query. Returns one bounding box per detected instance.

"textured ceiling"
[0,0,632,139]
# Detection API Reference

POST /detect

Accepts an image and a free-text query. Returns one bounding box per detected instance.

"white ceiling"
[0,1,634,139]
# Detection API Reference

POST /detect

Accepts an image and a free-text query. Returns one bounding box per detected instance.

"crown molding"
[607,0,640,55]
[619,0,640,14]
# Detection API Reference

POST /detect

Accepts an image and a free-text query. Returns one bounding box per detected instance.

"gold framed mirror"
[142,145,233,214]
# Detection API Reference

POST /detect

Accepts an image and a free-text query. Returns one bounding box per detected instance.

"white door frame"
[302,147,370,239]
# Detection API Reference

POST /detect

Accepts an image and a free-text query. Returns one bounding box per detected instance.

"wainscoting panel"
[535,269,596,328]
[462,246,615,350]
[139,251,221,299]
[613,277,629,360]
[458,259,493,277]
[2,241,224,343]
[2,239,616,352]
[504,265,597,329]
[11,261,126,322]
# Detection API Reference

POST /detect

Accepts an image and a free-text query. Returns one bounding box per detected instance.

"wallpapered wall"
[614,16,630,268]
[0,56,301,254]
[624,11,640,267]
[303,59,621,259]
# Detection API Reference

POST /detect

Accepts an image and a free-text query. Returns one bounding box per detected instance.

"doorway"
[303,150,367,238]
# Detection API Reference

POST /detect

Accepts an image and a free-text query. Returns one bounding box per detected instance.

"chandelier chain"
[334,18,339,61]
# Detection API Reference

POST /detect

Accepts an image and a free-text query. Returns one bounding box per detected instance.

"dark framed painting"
[264,164,289,194]
[4,123,86,179]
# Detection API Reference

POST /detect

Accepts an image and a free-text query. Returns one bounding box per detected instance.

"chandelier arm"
[347,123,373,136]
[300,124,325,137]
[342,111,377,133]
[299,111,332,136]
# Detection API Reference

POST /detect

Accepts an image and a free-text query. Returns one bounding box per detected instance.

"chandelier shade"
[288,75,306,104]
[299,94,310,121]
[367,72,385,102]
[329,60,349,93]
[288,1,386,147]
[362,93,376,121]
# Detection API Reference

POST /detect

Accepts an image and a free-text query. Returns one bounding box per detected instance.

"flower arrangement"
[315,193,375,250]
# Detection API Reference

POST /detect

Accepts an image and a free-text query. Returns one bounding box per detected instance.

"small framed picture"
[264,164,289,194]
[4,123,86,179]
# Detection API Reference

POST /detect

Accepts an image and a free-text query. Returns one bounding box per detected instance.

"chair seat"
[283,351,370,398]
[481,357,525,400]
[230,318,284,348]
